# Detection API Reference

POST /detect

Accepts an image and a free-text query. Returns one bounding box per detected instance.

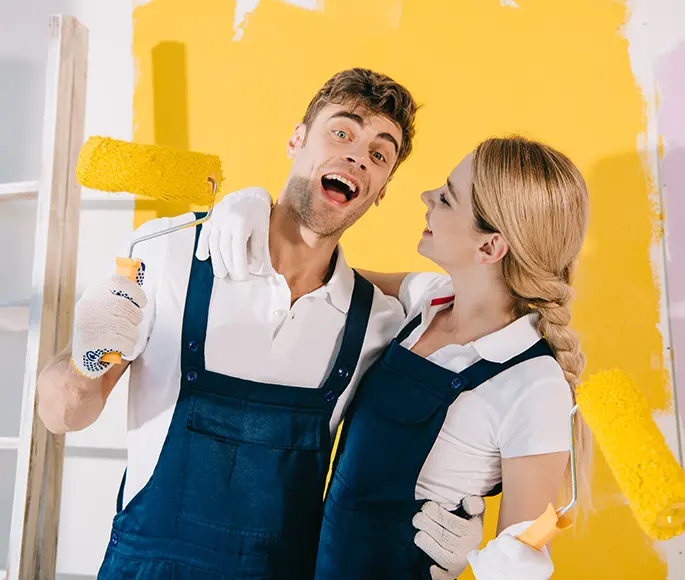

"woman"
[201,136,590,579]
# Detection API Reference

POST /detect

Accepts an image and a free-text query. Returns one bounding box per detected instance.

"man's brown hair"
[302,68,419,170]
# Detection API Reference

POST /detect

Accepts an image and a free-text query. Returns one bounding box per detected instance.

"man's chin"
[302,217,345,238]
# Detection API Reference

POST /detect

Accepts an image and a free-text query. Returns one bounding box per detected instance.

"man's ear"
[375,176,392,206]
[375,185,388,206]
[477,233,509,264]
[287,123,307,159]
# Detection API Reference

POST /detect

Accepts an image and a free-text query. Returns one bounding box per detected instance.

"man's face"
[280,103,403,237]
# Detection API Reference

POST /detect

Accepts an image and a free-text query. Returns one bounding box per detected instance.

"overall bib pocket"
[333,362,444,496]
[180,391,328,535]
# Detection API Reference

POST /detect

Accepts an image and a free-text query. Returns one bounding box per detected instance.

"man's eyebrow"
[377,132,399,156]
[446,178,459,202]
[328,111,400,156]
[328,111,365,125]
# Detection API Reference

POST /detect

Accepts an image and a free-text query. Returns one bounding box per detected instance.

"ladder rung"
[0,181,39,200]
[0,437,20,450]
[0,305,30,332]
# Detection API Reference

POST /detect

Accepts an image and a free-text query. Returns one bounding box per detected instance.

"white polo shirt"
[398,273,574,508]
[122,213,405,508]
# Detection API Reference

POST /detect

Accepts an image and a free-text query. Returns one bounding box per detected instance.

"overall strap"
[395,314,422,345]
[180,213,212,380]
[319,271,374,404]
[457,339,554,392]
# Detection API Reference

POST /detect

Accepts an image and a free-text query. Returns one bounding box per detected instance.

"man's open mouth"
[321,173,359,204]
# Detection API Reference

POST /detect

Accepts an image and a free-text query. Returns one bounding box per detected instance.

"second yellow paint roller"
[517,369,685,550]
[76,136,223,364]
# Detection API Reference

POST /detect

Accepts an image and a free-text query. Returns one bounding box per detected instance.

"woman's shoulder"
[495,356,574,458]
[398,271,452,315]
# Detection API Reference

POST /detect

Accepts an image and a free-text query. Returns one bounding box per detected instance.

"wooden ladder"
[0,15,88,580]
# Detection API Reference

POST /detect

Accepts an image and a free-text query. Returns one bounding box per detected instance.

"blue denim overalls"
[98,219,374,579]
[316,312,553,579]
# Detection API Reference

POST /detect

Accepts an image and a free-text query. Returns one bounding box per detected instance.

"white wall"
[0,1,135,577]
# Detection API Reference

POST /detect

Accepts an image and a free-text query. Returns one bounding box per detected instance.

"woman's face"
[418,153,493,272]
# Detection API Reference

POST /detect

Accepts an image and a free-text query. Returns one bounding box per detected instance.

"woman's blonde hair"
[471,136,591,513]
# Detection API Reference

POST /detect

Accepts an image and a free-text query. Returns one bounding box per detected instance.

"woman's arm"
[356,270,410,299]
[497,451,569,535]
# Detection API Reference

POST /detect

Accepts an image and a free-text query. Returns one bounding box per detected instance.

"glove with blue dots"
[71,269,147,379]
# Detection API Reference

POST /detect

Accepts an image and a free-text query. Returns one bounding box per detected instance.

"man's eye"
[333,130,348,139]
[440,193,449,205]
[372,151,386,162]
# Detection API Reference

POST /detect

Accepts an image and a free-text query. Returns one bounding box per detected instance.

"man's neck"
[268,203,340,304]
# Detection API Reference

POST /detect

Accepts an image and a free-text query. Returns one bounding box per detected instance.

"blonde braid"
[506,263,593,514]
[471,136,592,516]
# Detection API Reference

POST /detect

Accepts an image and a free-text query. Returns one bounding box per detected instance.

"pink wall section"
[658,40,685,429]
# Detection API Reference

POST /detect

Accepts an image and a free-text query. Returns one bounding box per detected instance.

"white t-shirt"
[399,273,574,508]
[121,213,405,507]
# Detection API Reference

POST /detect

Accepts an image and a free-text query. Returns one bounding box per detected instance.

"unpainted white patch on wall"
[233,0,323,41]
[625,0,685,447]
[281,0,324,10]
[625,2,685,574]
[234,0,261,41]
[671,301,685,319]
[500,0,520,7]
[651,412,685,577]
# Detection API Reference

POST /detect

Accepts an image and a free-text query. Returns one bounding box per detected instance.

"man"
[37,69,481,580]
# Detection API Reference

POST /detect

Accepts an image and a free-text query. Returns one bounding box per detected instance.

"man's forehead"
[318,103,401,133]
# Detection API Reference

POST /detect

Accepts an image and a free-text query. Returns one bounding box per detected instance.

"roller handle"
[100,257,143,365]
[516,503,573,550]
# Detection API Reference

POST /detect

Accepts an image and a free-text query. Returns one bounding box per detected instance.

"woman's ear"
[477,233,509,264]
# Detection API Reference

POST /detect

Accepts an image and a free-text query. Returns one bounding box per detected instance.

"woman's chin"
[417,238,432,259]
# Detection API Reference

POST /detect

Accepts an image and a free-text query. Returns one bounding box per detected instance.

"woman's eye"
[439,192,449,205]
[372,151,385,162]
[334,130,348,139]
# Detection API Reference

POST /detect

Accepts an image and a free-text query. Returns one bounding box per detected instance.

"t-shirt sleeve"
[498,377,574,459]
[398,272,450,315]
[120,216,173,359]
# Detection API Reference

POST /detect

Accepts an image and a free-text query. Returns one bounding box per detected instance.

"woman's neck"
[441,266,516,344]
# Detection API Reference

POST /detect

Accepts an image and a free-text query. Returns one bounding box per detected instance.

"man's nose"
[344,147,367,171]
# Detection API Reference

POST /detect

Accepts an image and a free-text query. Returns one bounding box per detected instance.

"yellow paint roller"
[517,369,685,550]
[76,136,223,364]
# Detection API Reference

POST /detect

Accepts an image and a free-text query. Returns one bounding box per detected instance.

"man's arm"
[37,344,130,434]
[356,270,409,299]
[37,270,149,434]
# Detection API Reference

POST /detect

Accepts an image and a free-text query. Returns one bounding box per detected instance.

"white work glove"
[413,497,486,580]
[71,271,147,379]
[467,520,554,580]
[195,186,272,280]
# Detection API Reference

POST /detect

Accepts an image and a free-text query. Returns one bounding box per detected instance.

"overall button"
[110,531,119,546]
[337,367,349,379]
[186,370,198,382]
[187,340,199,352]
[450,377,462,390]
[324,390,336,403]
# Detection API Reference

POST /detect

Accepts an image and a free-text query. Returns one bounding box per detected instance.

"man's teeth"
[324,173,357,193]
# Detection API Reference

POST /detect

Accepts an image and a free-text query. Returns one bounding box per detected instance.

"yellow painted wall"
[132,0,674,576]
